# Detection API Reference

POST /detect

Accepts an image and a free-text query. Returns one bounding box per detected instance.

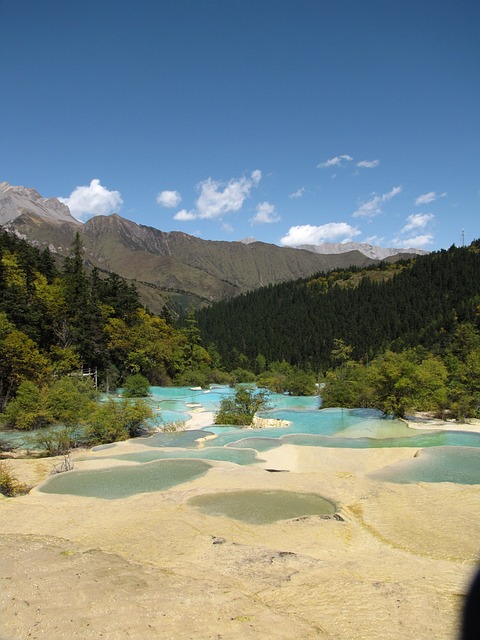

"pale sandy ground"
[1,410,479,639]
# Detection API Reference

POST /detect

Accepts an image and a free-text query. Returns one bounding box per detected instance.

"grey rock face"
[0,182,79,225]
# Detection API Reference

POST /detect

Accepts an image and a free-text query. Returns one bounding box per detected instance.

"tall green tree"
[321,361,371,408]
[0,312,51,409]
[46,377,99,429]
[366,350,448,417]
[1,380,52,430]
[62,233,106,367]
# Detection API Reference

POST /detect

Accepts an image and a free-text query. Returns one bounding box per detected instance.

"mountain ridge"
[0,182,421,312]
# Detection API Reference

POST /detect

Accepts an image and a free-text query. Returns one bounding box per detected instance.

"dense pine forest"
[196,244,480,371]
[196,242,480,418]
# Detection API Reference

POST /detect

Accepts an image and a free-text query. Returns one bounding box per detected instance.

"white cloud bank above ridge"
[157,190,181,208]
[174,170,261,221]
[391,212,435,249]
[59,179,122,222]
[352,186,402,218]
[280,222,360,247]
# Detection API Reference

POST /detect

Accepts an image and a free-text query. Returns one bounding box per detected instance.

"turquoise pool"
[369,446,480,485]
[188,489,337,524]
[39,459,211,499]
[12,385,480,494]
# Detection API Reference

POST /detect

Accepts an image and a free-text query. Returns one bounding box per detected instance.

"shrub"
[46,377,98,427]
[2,381,53,430]
[85,398,156,445]
[122,374,151,397]
[215,386,270,426]
[29,428,76,456]
[0,461,29,497]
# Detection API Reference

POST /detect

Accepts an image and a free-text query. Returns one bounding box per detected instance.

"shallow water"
[0,424,74,447]
[148,385,235,414]
[92,446,263,466]
[11,386,479,494]
[202,408,480,451]
[137,392,479,484]
[370,447,480,485]
[39,459,211,499]
[188,489,336,524]
[136,429,215,448]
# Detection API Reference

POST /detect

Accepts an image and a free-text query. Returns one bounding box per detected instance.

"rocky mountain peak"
[0,181,79,226]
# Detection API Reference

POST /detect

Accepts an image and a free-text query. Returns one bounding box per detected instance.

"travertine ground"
[0,413,478,639]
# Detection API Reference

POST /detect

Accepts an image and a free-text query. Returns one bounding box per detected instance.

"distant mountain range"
[295,241,427,260]
[240,236,427,260]
[0,182,424,313]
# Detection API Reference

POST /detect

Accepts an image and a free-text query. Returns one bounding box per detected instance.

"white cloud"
[59,179,122,222]
[174,209,197,221]
[250,201,281,225]
[357,159,379,168]
[365,235,385,245]
[391,212,435,249]
[414,191,446,206]
[157,190,181,208]
[289,187,305,199]
[280,222,360,246]
[391,234,434,249]
[170,170,262,223]
[352,185,402,218]
[317,154,353,169]
[401,213,434,233]
[318,155,379,170]
[414,191,435,206]
[195,170,262,219]
[387,186,402,198]
[251,169,262,185]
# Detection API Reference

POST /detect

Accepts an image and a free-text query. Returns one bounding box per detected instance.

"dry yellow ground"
[0,417,479,639]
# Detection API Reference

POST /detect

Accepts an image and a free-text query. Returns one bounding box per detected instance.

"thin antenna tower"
[461,229,465,247]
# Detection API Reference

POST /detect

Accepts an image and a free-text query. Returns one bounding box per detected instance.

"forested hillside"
[196,243,480,372]
[0,230,217,411]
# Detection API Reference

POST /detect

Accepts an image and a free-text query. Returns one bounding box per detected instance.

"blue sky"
[1,0,478,250]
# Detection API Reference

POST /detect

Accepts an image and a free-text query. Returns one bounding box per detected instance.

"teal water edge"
[39,459,211,499]
[188,490,337,524]
[0,423,76,448]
